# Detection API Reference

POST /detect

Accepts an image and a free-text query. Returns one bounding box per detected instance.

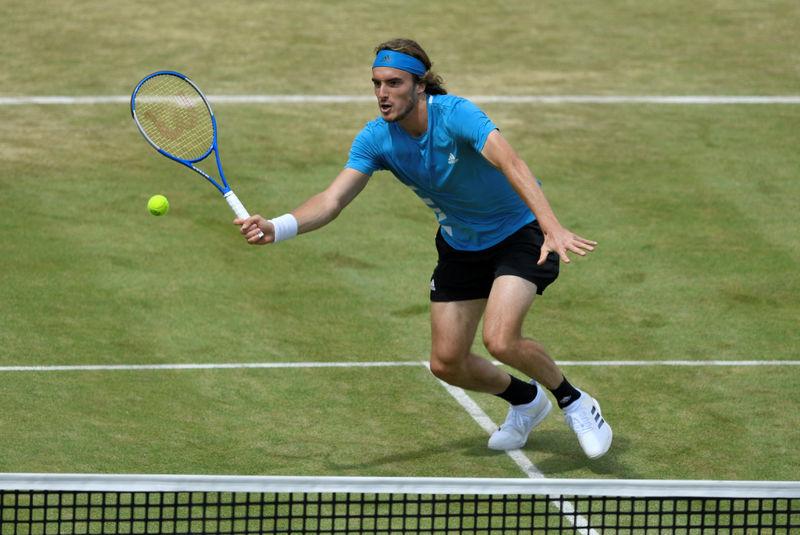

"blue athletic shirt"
[345,94,536,251]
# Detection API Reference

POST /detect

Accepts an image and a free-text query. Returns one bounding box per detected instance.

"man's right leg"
[428,299,513,394]
[428,299,551,451]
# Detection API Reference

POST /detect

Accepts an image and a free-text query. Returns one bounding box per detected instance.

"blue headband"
[372,50,427,76]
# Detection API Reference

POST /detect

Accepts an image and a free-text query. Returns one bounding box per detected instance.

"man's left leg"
[482,275,563,389]
[482,275,612,458]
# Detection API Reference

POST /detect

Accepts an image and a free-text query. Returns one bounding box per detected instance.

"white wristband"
[269,214,298,243]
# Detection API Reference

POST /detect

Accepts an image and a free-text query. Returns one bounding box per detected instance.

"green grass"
[0,0,798,483]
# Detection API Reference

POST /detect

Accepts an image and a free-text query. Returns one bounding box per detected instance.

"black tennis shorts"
[430,221,560,302]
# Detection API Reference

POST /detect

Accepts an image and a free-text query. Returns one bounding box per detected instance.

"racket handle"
[225,190,264,238]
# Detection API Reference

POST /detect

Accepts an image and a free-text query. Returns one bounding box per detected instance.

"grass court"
[1,0,798,482]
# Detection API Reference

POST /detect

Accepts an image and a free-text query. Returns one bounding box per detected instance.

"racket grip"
[225,190,264,238]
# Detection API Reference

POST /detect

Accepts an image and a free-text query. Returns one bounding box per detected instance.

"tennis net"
[1,473,798,534]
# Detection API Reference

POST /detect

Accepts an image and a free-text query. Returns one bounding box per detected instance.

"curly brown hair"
[374,39,447,95]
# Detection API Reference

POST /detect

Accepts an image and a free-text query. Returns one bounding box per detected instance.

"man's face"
[372,67,423,123]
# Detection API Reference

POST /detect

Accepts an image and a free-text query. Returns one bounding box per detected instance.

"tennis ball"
[147,194,169,216]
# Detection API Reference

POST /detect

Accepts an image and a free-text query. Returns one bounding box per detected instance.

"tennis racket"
[131,70,262,236]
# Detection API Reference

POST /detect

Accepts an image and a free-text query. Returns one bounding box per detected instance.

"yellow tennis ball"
[147,194,169,216]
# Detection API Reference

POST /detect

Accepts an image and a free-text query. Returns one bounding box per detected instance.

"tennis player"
[236,39,612,459]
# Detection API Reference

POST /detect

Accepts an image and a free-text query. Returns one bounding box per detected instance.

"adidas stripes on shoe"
[563,391,613,459]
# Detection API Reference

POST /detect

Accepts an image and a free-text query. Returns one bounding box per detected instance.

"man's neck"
[398,94,429,138]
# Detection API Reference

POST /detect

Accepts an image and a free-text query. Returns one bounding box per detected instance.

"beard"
[386,85,420,123]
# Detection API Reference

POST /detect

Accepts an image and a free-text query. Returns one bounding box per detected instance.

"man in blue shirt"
[236,39,612,459]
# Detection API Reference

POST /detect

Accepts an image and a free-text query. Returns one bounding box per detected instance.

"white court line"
[557,360,800,366]
[423,362,597,535]
[0,360,796,372]
[423,363,545,479]
[2,95,800,105]
[5,357,792,534]
[0,361,425,372]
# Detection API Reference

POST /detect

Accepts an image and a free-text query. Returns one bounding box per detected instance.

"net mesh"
[133,74,214,161]
[1,476,798,535]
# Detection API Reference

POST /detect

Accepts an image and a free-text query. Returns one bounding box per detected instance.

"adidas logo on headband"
[372,50,426,76]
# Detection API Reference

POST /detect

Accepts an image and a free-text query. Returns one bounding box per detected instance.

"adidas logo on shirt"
[448,153,458,165]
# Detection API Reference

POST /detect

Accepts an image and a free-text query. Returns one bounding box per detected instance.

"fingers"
[566,242,591,258]
[233,215,272,245]
[233,216,252,231]
[573,234,598,250]
[556,248,573,264]
[234,216,255,237]
[540,232,597,264]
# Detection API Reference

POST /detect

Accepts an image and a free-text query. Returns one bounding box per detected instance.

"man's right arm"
[235,167,371,244]
[293,167,372,234]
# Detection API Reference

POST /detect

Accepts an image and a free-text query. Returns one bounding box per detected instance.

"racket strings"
[134,75,214,161]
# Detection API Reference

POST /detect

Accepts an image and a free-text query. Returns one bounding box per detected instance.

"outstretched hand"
[538,227,597,265]
[234,215,273,245]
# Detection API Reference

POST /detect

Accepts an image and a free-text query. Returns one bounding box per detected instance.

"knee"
[483,333,514,362]
[429,354,460,383]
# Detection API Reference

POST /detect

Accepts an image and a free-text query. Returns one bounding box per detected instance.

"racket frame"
[131,70,258,227]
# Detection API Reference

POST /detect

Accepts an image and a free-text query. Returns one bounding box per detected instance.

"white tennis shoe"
[563,391,613,459]
[488,383,552,451]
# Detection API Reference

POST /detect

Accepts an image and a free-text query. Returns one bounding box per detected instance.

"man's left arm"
[480,129,597,265]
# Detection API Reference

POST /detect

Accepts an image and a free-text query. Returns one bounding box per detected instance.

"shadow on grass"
[321,437,490,473]
[516,429,636,478]
[320,430,634,478]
